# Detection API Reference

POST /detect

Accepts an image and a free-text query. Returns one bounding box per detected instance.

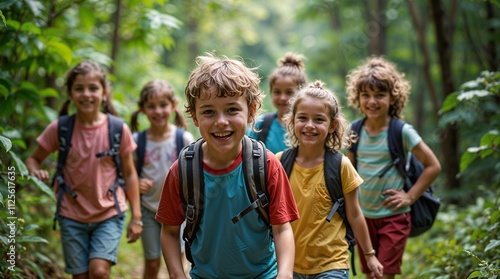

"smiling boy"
[155,54,299,279]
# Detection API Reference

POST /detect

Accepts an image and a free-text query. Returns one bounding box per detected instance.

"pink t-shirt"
[37,115,137,223]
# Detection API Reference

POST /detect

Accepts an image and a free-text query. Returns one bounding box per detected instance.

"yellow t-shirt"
[279,153,362,274]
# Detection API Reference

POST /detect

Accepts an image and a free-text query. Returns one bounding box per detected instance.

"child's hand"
[366,256,384,278]
[127,220,143,243]
[139,178,154,194]
[30,169,50,181]
[382,189,412,211]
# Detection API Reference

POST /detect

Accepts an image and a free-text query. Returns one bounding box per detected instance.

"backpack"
[52,113,126,229]
[256,112,277,142]
[178,135,270,263]
[280,148,358,276]
[134,127,186,177]
[349,117,441,237]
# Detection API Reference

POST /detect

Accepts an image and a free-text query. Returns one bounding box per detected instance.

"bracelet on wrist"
[131,220,143,227]
[364,249,376,257]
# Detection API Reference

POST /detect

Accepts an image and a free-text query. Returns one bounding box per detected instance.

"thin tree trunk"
[366,0,387,55]
[407,0,440,116]
[429,0,460,191]
[486,1,498,71]
[110,0,123,74]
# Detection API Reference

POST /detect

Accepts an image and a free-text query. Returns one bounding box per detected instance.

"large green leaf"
[0,135,12,152]
[460,151,478,172]
[45,40,73,64]
[0,10,5,27]
[0,83,8,97]
[17,235,49,244]
[8,151,28,178]
[20,22,41,35]
[27,176,55,200]
[440,92,460,113]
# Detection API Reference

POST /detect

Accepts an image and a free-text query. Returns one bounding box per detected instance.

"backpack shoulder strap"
[52,114,78,230]
[134,130,147,177]
[387,118,407,177]
[175,127,186,157]
[324,149,358,276]
[179,138,205,244]
[347,118,366,169]
[103,113,125,182]
[279,148,297,177]
[231,136,270,225]
[323,150,344,222]
[257,112,277,142]
[55,114,75,178]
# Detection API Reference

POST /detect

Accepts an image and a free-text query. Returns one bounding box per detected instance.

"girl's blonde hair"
[184,53,263,125]
[346,56,411,119]
[268,52,307,91]
[60,60,117,116]
[285,80,349,151]
[131,79,188,132]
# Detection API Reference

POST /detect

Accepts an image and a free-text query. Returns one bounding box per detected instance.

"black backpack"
[134,127,186,177]
[52,113,125,229]
[348,117,440,237]
[255,112,277,142]
[178,135,270,263]
[280,148,357,276]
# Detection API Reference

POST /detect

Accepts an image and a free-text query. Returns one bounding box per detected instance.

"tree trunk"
[407,0,440,116]
[366,0,387,55]
[110,0,123,74]
[183,0,201,66]
[429,0,460,191]
[486,1,497,71]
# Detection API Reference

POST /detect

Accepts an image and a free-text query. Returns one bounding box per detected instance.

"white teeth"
[214,132,230,137]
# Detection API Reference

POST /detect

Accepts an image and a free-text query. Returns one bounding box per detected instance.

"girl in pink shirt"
[26,60,142,279]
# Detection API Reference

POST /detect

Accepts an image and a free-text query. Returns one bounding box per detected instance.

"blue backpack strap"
[175,127,186,157]
[134,130,147,177]
[53,114,78,230]
[257,112,277,142]
[96,113,126,219]
[231,136,269,226]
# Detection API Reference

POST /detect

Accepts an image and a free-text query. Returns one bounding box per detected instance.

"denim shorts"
[141,206,162,260]
[58,215,125,275]
[294,269,349,279]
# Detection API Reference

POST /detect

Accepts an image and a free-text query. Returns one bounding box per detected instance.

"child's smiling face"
[192,87,255,158]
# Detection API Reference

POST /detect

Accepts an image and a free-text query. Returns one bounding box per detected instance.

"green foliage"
[1,136,61,278]
[404,188,499,278]
[439,71,500,187]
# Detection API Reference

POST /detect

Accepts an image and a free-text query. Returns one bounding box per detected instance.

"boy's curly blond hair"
[346,56,411,119]
[184,53,263,125]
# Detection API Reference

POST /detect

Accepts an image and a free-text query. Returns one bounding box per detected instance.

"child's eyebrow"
[198,103,213,109]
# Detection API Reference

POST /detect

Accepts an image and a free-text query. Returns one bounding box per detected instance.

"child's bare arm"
[345,189,383,278]
[121,152,142,242]
[160,224,188,279]
[382,141,441,209]
[272,222,294,279]
[26,145,51,181]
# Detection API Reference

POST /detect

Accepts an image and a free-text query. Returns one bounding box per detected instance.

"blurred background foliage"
[0,0,499,277]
